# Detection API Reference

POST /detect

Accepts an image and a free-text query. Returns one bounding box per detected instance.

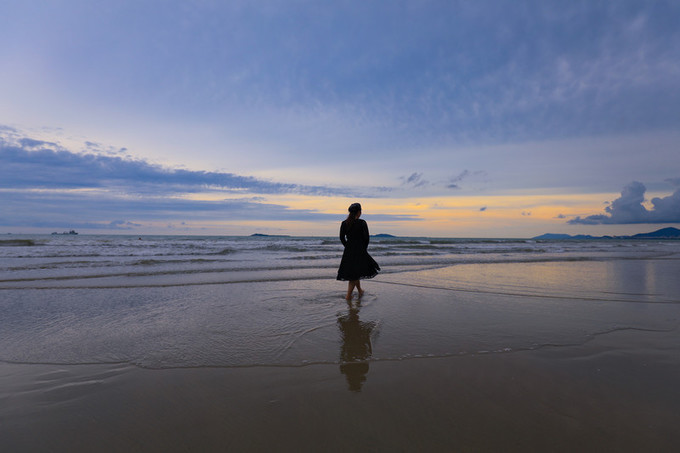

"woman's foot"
[357,289,364,298]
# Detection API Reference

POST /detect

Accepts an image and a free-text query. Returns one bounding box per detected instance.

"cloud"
[569,181,680,224]
[19,138,58,148]
[0,135,355,197]
[0,131,424,231]
[0,186,420,230]
[109,220,142,229]
[479,206,487,212]
[400,172,429,188]
[0,191,419,230]
[447,170,470,189]
[399,170,483,192]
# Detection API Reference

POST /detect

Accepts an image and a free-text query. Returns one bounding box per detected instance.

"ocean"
[2,233,678,289]
[2,234,679,370]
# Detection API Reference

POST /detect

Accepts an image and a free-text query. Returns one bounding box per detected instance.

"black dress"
[336,218,380,281]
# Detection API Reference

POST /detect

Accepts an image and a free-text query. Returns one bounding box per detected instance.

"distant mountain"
[372,233,397,238]
[533,233,597,240]
[630,227,680,239]
[533,227,680,240]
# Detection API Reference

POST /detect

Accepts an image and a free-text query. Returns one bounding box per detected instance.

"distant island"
[372,233,396,238]
[51,230,79,235]
[533,227,680,240]
[250,233,291,237]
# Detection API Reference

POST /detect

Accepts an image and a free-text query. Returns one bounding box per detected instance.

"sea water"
[2,234,677,288]
[1,234,679,369]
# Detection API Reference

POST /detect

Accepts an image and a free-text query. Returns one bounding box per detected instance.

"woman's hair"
[344,203,362,229]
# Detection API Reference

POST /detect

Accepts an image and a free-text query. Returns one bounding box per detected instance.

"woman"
[337,203,380,300]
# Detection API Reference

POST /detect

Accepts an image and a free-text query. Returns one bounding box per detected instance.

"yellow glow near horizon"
[226,192,621,237]
[136,190,674,238]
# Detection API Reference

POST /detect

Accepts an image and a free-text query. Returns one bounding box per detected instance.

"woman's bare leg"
[346,281,356,300]
[356,280,364,298]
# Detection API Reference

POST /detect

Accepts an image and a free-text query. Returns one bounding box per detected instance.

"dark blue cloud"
[399,172,428,189]
[0,190,419,230]
[0,137,354,196]
[447,170,470,189]
[569,181,680,224]
[0,133,424,231]
[19,138,58,148]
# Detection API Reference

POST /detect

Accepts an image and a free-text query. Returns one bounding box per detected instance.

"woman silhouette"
[336,203,380,300]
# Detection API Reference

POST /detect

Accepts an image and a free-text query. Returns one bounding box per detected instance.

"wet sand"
[2,259,679,451]
[2,329,679,452]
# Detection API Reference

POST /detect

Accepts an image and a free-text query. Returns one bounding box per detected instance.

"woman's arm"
[339,222,347,246]
[362,220,370,248]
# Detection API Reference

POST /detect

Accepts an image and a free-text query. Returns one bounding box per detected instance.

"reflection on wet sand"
[337,302,377,392]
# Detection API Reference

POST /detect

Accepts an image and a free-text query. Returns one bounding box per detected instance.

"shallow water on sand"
[2,256,678,371]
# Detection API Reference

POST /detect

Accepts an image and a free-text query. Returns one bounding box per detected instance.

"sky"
[1,0,679,237]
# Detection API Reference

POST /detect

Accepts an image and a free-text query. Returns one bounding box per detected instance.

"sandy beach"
[2,252,680,451]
